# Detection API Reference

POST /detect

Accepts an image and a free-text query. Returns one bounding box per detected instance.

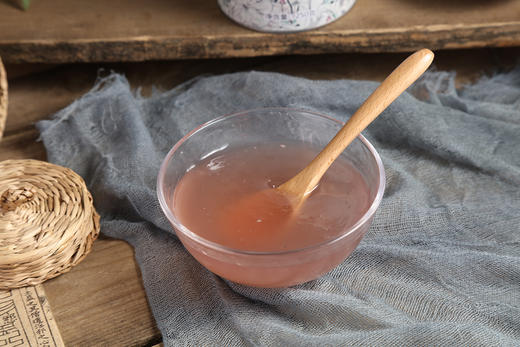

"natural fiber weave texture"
[0,57,7,140]
[0,159,100,289]
[38,71,520,346]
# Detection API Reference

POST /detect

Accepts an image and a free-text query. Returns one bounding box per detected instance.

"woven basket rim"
[0,56,7,140]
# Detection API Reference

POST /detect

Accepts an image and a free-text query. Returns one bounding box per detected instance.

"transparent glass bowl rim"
[157,107,386,257]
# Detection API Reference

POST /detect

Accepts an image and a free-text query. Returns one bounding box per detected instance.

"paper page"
[0,285,64,347]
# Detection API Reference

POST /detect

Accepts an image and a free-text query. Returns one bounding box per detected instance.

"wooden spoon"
[278,48,434,206]
[217,49,434,247]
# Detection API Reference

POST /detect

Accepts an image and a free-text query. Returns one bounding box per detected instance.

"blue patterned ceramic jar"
[218,0,357,32]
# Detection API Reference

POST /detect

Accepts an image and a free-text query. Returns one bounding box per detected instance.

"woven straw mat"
[0,160,100,289]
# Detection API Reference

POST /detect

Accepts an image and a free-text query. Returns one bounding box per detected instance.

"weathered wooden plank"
[0,0,519,63]
[0,129,45,161]
[43,239,161,347]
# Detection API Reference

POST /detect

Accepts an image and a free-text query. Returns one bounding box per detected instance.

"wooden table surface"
[1,0,520,63]
[1,47,519,345]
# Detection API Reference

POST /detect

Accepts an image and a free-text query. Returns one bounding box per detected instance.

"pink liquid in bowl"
[157,108,385,288]
[171,142,372,287]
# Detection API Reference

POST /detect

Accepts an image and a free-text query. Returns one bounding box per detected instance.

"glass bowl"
[157,107,385,288]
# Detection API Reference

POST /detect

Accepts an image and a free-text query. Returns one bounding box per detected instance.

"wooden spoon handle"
[279,49,434,197]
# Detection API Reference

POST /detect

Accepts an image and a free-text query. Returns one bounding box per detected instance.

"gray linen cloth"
[37,70,520,346]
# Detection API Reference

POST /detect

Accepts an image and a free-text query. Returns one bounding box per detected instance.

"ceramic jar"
[218,0,357,32]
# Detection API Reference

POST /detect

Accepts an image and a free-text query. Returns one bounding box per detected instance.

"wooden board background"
[0,0,520,63]
[1,48,519,345]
